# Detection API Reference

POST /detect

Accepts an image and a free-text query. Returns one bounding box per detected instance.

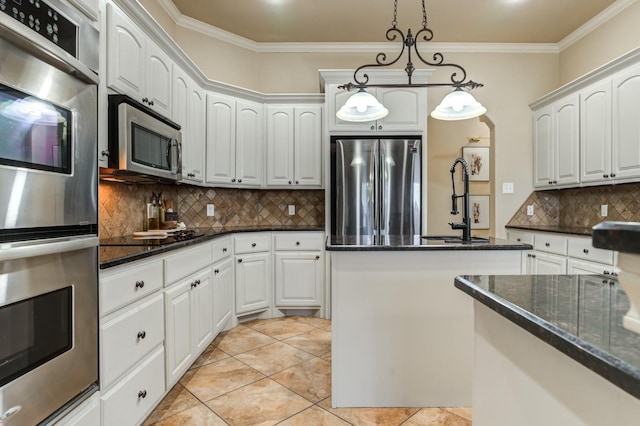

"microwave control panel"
[0,0,76,56]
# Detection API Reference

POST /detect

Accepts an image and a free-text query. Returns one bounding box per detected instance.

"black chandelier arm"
[412,28,467,85]
[352,27,407,86]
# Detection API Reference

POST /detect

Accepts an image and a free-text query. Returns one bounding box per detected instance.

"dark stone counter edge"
[326,242,532,252]
[592,221,640,254]
[100,226,324,269]
[455,275,640,400]
[505,225,592,236]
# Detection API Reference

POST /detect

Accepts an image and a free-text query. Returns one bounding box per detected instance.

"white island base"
[473,302,640,426]
[330,249,521,408]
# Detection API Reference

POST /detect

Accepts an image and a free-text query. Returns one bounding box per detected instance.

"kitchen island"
[455,274,640,425]
[326,235,531,407]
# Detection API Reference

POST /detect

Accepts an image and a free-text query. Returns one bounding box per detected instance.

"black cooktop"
[100,230,205,246]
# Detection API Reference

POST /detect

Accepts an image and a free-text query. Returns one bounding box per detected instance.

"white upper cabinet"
[174,66,205,184]
[266,105,323,187]
[533,93,579,189]
[107,3,172,118]
[580,79,612,184]
[327,87,426,133]
[205,94,263,187]
[612,63,640,180]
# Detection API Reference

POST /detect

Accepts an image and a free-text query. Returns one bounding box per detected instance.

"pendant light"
[338,0,485,122]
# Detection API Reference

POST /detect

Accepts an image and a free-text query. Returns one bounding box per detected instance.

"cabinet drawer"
[100,258,163,317]
[164,243,212,285]
[101,346,165,426]
[234,233,271,254]
[212,236,232,263]
[534,234,568,255]
[507,230,534,245]
[567,237,614,265]
[100,293,164,389]
[274,232,324,251]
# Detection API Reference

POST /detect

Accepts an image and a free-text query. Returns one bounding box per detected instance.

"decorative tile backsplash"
[507,183,640,229]
[99,182,325,238]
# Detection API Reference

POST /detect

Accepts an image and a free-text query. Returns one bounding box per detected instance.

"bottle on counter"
[147,192,159,230]
[158,192,166,224]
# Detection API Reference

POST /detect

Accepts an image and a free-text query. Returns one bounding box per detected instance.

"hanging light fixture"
[337,0,485,122]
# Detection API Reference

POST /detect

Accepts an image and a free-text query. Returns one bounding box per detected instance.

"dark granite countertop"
[593,221,640,254]
[100,225,324,269]
[326,235,532,251]
[455,274,640,399]
[506,224,593,236]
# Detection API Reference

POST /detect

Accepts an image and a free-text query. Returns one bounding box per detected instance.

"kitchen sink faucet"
[449,158,472,242]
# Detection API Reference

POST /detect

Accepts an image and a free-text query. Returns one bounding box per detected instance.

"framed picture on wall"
[462,146,490,181]
[470,195,490,229]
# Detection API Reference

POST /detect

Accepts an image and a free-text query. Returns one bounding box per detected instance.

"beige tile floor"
[143,316,472,425]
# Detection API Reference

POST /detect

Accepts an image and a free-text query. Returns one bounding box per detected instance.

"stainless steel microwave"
[102,95,182,183]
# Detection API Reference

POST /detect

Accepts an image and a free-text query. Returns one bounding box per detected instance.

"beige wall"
[559,1,640,84]
[137,2,639,237]
[138,0,177,39]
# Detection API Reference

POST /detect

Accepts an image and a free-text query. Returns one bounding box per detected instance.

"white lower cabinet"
[235,252,271,315]
[100,293,164,389]
[164,267,213,388]
[507,230,617,276]
[101,346,165,426]
[234,233,272,316]
[213,257,234,334]
[273,232,324,308]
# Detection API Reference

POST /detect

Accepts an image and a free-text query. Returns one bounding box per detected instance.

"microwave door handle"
[176,140,182,175]
[167,139,179,175]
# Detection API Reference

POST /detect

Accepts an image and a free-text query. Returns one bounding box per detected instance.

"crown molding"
[157,0,559,54]
[558,0,638,51]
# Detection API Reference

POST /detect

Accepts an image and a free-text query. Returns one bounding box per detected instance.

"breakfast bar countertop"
[326,235,532,251]
[455,274,640,399]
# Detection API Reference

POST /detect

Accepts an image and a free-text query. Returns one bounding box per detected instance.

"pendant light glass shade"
[430,89,487,121]
[336,89,389,122]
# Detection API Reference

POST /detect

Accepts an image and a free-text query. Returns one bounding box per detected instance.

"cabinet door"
[213,258,234,335]
[533,105,554,188]
[327,87,373,132]
[294,106,323,186]
[580,80,612,183]
[532,252,567,274]
[236,99,264,186]
[192,268,214,354]
[377,88,426,132]
[185,81,206,183]
[567,259,617,276]
[612,63,640,180]
[274,252,323,307]
[164,280,193,387]
[145,41,173,117]
[235,252,271,315]
[206,93,236,185]
[554,94,580,186]
[107,4,145,100]
[266,106,295,185]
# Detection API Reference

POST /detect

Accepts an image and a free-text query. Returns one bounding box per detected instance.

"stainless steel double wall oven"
[0,0,99,424]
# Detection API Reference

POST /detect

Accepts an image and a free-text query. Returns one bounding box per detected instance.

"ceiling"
[169,0,619,44]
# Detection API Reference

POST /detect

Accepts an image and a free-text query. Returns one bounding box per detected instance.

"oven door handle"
[0,236,98,262]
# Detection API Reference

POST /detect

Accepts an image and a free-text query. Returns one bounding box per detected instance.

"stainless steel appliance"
[102,94,182,183]
[0,0,99,424]
[331,137,422,238]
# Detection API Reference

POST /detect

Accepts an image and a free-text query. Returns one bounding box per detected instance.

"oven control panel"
[0,0,76,57]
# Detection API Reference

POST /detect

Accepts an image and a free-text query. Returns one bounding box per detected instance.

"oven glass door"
[0,83,73,174]
[0,287,73,388]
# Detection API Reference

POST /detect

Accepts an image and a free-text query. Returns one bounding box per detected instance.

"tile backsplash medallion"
[507,182,640,228]
[99,182,325,238]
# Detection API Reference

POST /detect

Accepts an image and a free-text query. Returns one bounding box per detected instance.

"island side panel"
[330,250,521,408]
[473,302,640,426]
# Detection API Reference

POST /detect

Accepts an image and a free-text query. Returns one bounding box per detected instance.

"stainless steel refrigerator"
[331,137,422,237]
